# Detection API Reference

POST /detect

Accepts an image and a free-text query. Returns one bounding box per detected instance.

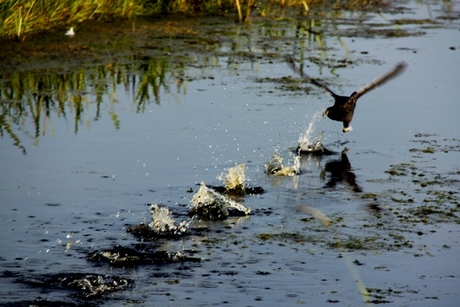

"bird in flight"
[286,56,407,132]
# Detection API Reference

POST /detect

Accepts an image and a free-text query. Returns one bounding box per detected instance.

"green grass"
[0,0,153,40]
[0,0,385,40]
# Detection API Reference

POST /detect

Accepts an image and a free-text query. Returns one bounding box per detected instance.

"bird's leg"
[342,124,352,133]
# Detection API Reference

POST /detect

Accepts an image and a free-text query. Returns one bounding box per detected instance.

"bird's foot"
[342,126,353,133]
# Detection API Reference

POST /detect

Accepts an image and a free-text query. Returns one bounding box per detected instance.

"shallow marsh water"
[1,1,460,306]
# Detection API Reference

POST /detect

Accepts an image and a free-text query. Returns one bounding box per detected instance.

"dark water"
[1,1,460,306]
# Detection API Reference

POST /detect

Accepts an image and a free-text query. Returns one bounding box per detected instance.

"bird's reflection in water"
[320,149,362,193]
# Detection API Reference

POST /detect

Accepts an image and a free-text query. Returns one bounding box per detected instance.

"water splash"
[265,147,300,176]
[190,182,251,219]
[220,163,246,194]
[148,203,190,235]
[297,111,334,155]
[298,111,322,146]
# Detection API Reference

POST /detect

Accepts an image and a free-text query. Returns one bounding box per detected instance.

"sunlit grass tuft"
[1,0,151,40]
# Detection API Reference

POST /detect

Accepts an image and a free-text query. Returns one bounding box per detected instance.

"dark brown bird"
[286,56,407,132]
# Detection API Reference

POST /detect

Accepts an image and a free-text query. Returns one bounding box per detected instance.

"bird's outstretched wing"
[285,55,339,99]
[353,61,408,100]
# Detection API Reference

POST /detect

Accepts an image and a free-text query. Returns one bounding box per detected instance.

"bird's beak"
[322,110,328,118]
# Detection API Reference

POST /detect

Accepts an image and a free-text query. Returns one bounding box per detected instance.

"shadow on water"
[321,149,362,193]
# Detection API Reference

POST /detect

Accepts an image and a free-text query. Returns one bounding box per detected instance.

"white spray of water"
[190,182,251,219]
[148,203,190,235]
[298,110,323,148]
[265,147,301,176]
[217,163,246,193]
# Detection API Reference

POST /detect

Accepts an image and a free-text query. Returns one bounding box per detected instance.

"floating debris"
[87,245,200,266]
[296,204,332,227]
[190,182,251,220]
[265,150,300,176]
[17,273,132,299]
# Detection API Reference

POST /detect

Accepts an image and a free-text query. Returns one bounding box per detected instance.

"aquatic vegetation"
[0,0,151,40]
[190,181,251,219]
[0,0,395,40]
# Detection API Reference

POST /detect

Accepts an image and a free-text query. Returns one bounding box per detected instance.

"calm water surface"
[1,1,460,306]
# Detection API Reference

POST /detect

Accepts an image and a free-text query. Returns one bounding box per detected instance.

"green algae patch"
[257,228,415,253]
[361,193,379,199]
[258,232,311,244]
[385,162,415,176]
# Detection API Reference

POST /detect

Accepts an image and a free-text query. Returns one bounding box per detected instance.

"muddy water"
[1,1,460,306]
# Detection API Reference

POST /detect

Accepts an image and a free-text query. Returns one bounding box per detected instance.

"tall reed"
[1,0,151,40]
[1,0,384,40]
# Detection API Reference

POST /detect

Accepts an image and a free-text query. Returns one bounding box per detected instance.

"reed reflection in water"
[0,56,196,154]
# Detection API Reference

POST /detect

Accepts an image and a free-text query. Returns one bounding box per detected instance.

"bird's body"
[286,57,407,132]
